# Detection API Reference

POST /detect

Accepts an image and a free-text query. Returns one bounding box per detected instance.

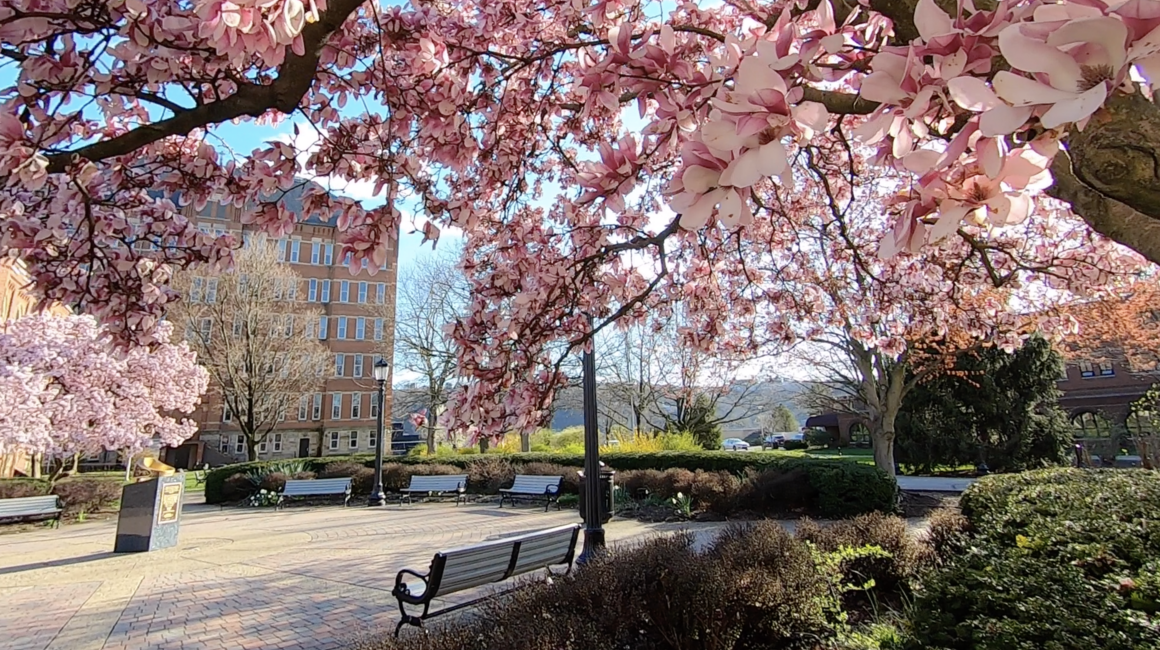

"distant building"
[160,188,402,468]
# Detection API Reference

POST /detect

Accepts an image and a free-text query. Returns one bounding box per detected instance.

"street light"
[368,357,390,506]
[578,315,605,563]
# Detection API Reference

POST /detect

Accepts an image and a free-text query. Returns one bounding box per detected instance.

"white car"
[723,438,750,451]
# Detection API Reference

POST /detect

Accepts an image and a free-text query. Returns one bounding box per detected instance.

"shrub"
[0,480,49,499]
[899,468,1160,649]
[359,522,852,650]
[466,456,515,493]
[51,479,122,517]
[259,472,288,493]
[794,512,922,603]
[204,451,896,516]
[806,428,834,448]
[517,462,580,493]
[920,507,970,566]
[319,461,365,478]
[220,472,254,502]
[784,439,809,451]
[689,469,742,514]
[736,468,817,514]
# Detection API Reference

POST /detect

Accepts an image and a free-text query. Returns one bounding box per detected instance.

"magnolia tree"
[0,0,1156,458]
[0,314,208,461]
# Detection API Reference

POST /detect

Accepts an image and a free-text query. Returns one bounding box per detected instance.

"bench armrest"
[393,568,430,598]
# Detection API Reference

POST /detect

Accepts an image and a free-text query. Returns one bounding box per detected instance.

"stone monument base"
[114,475,183,553]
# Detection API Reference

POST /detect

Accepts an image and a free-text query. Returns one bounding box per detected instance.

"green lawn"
[65,469,205,492]
[748,447,877,465]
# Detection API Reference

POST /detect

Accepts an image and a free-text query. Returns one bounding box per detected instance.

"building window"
[312,393,323,420]
[324,243,334,266]
[285,279,297,301]
[374,318,384,341]
[1072,411,1112,438]
[310,242,319,265]
[1128,410,1158,437]
[232,316,243,338]
[258,439,268,454]
[329,431,339,450]
[1098,361,1115,377]
[277,400,286,421]
[277,238,287,261]
[1079,361,1096,378]
[349,431,358,449]
[219,435,229,452]
[298,395,309,421]
[223,404,232,423]
[191,277,203,302]
[355,317,366,340]
[376,283,386,304]
[332,393,343,420]
[335,354,346,377]
[340,280,350,303]
[849,423,871,448]
[205,279,219,303]
[352,355,364,378]
[351,393,362,419]
[283,315,294,338]
[273,433,283,452]
[321,280,331,303]
[290,239,301,263]
[343,251,352,266]
[308,279,318,302]
[370,392,380,418]
[318,315,328,340]
[369,430,376,448]
[199,318,213,342]
[235,435,245,455]
[358,282,368,304]
[337,316,348,340]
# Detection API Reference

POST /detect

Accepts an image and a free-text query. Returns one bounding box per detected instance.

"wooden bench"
[0,495,63,526]
[499,475,563,511]
[392,523,581,636]
[277,478,352,510]
[399,475,467,506]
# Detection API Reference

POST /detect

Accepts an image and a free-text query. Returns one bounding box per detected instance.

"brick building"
[161,190,400,469]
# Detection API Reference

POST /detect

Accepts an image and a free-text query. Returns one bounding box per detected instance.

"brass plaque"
[158,483,182,524]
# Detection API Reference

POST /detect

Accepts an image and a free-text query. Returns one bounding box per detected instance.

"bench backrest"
[0,495,61,517]
[282,478,351,496]
[508,475,562,494]
[428,524,581,599]
[406,475,467,492]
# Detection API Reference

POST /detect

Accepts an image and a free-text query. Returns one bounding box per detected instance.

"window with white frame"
[352,355,364,378]
[272,433,283,452]
[1079,360,1096,378]
[369,429,376,447]
[289,239,301,263]
[351,393,362,419]
[358,282,368,304]
[223,404,232,423]
[376,283,386,304]
[332,393,343,420]
[312,393,323,420]
[321,279,331,303]
[374,318,384,341]
[335,354,345,377]
[1098,361,1115,376]
[269,314,282,337]
[298,395,309,421]
[305,317,315,339]
[310,241,320,265]
[285,280,297,301]
[328,431,339,450]
[308,279,318,302]
[283,315,294,338]
[205,279,219,303]
[355,317,366,340]
[273,279,283,301]
[277,238,287,261]
[336,316,348,340]
[219,435,230,452]
[277,400,286,421]
[191,277,203,302]
[258,439,268,454]
[199,318,213,342]
[348,430,358,449]
[339,280,350,303]
[343,251,352,266]
[232,316,243,338]
[324,243,334,266]
[318,315,328,339]
[235,435,245,455]
[371,392,380,418]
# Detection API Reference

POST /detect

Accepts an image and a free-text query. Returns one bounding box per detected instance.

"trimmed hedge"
[0,477,123,518]
[204,451,895,517]
[901,468,1160,649]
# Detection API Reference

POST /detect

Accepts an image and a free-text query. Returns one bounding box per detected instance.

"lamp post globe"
[369,358,390,506]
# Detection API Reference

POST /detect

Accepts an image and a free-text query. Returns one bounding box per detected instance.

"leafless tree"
[372,245,468,453]
[170,240,331,461]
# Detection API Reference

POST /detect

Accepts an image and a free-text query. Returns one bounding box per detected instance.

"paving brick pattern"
[0,501,724,650]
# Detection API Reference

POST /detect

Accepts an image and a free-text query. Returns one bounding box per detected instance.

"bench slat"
[0,496,62,519]
[282,478,351,496]
[505,475,561,494]
[436,544,517,594]
[402,475,466,491]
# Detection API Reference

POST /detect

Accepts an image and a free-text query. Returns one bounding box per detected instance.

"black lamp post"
[578,316,606,563]
[368,357,390,506]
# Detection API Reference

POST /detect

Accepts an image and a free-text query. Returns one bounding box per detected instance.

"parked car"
[723,438,750,451]
[763,433,787,449]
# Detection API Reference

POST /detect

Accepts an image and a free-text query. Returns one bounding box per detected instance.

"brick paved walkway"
[0,501,727,650]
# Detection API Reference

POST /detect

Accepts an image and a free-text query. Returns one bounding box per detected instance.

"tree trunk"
[246,436,258,462]
[479,437,489,453]
[872,430,896,477]
[520,432,530,453]
[426,409,439,454]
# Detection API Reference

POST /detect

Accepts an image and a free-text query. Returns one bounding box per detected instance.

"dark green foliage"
[805,428,834,448]
[358,522,849,650]
[0,480,49,499]
[319,461,374,494]
[895,336,1073,474]
[663,394,723,450]
[768,404,800,433]
[783,439,809,451]
[900,469,1160,650]
[795,513,923,605]
[204,452,896,517]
